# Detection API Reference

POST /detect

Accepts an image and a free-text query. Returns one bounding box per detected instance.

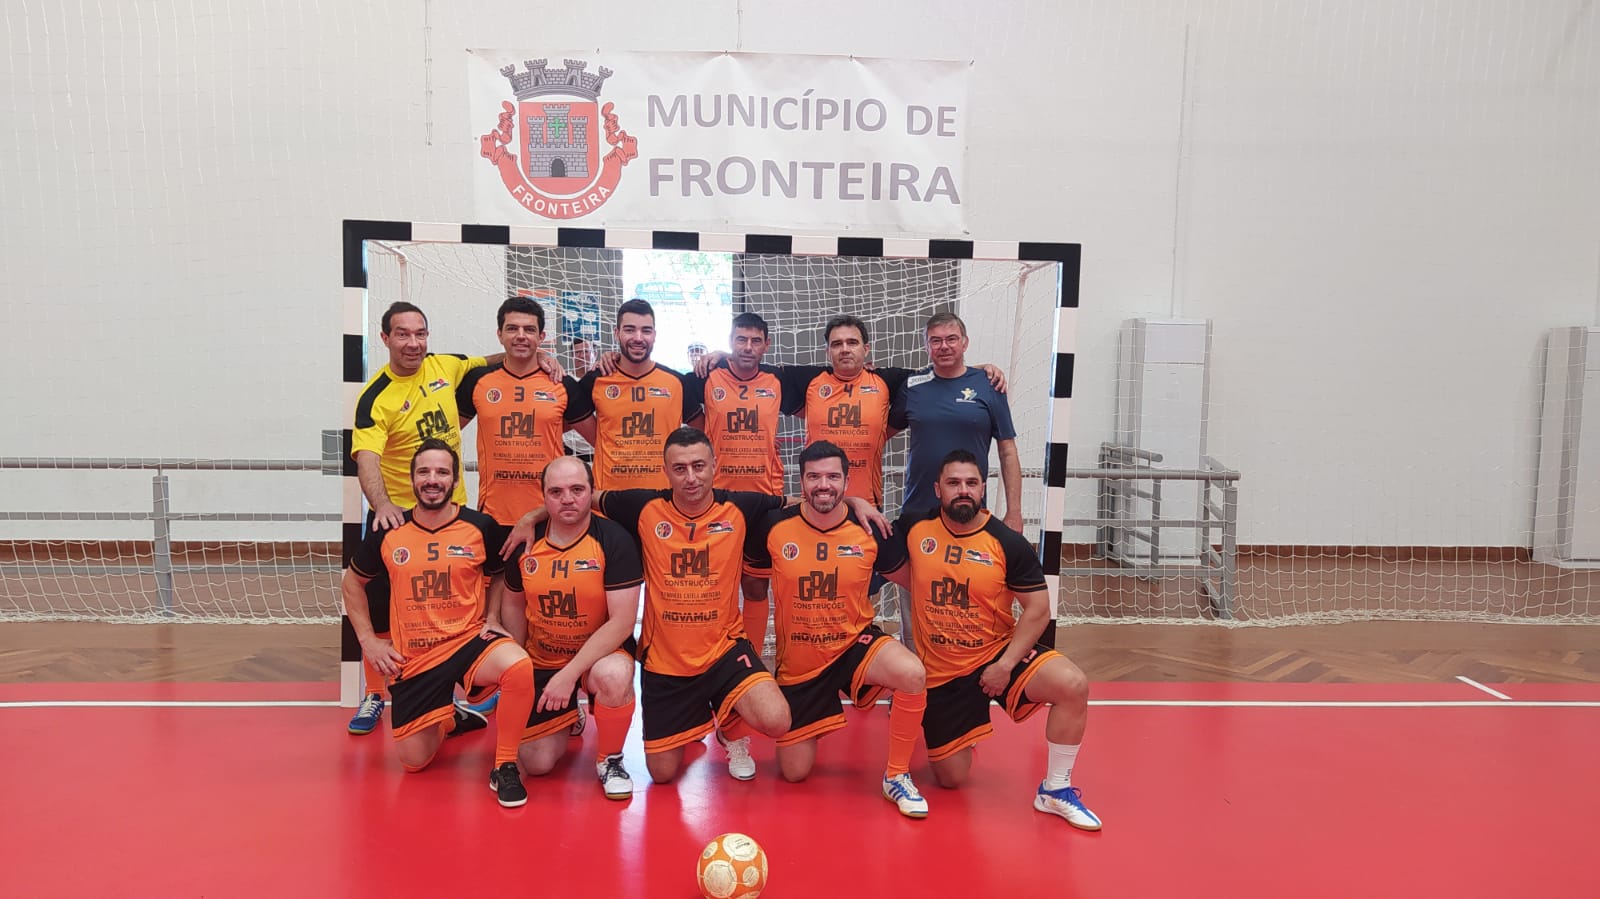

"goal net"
[361,239,1065,626]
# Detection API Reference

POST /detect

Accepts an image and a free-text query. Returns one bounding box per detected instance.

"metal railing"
[0,457,342,615]
[1057,443,1241,618]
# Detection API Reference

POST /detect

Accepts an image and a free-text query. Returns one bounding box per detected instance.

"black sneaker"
[489,762,527,808]
[449,701,488,737]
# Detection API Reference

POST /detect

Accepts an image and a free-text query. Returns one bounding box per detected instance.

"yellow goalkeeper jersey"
[351,353,485,507]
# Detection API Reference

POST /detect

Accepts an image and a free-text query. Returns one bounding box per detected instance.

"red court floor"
[2,681,1597,898]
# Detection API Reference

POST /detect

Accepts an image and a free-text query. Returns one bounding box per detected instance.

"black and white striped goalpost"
[339,219,1079,705]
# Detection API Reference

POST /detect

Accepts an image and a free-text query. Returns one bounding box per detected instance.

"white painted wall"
[3,0,1597,546]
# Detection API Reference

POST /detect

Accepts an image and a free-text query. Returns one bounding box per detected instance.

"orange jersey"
[890,510,1047,687]
[600,488,785,676]
[457,365,583,525]
[349,506,505,676]
[569,365,702,490]
[702,365,785,494]
[502,516,643,669]
[785,366,912,506]
[745,506,895,684]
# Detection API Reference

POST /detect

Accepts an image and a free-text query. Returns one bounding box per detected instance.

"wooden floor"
[2,619,1597,684]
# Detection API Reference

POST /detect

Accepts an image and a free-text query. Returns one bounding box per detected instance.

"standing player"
[881,450,1101,830]
[496,456,644,799]
[697,313,785,655]
[566,299,703,490]
[701,313,785,495]
[458,296,587,532]
[744,441,931,818]
[341,439,538,808]
[347,301,498,735]
[890,312,1023,533]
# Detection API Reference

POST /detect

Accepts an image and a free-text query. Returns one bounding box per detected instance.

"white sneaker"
[882,773,930,818]
[597,753,633,800]
[569,701,587,736]
[721,735,756,781]
[1034,782,1102,831]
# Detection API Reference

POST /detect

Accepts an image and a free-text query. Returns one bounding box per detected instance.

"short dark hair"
[571,336,589,348]
[925,311,967,337]
[497,296,546,331]
[617,298,655,325]
[382,302,427,335]
[663,426,713,457]
[731,312,769,338]
[824,315,868,346]
[938,448,981,476]
[798,440,850,476]
[541,455,594,490]
[412,437,460,478]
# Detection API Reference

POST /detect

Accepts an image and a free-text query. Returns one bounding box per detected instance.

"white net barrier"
[365,242,1057,624]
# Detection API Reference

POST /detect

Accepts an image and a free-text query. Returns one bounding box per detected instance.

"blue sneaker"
[347,693,384,735]
[882,773,930,818]
[1034,783,1102,831]
[463,690,500,716]
[449,701,489,737]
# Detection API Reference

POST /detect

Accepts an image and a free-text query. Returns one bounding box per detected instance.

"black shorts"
[521,636,638,742]
[777,625,893,747]
[388,634,510,740]
[923,643,1061,762]
[640,638,774,754]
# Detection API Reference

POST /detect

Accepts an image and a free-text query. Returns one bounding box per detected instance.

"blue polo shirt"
[888,366,1017,518]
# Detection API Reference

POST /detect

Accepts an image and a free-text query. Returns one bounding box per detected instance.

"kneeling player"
[745,441,932,818]
[881,449,1102,830]
[497,456,644,799]
[341,439,538,808]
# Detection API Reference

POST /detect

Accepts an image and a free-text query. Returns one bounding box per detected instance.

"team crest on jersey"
[647,386,672,398]
[477,58,637,222]
[428,378,451,391]
[712,386,727,402]
[521,556,539,575]
[754,387,776,398]
[391,547,411,565]
[781,542,799,561]
[485,388,503,404]
[818,384,833,399]
[531,390,558,403]
[605,385,622,400]
[398,400,412,414]
[836,544,864,558]
[574,558,600,571]
[956,387,978,404]
[919,537,938,555]
[704,520,735,535]
[446,544,476,559]
[654,521,673,539]
[964,549,995,566]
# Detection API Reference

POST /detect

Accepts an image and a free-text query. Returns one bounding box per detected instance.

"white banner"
[468,51,970,236]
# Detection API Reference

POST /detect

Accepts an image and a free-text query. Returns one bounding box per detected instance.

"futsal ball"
[696,832,768,898]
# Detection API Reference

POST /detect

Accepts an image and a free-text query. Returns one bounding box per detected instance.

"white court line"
[1455,676,1513,701]
[5,698,1599,710]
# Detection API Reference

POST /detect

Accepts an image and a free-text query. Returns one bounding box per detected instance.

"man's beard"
[944,497,979,523]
